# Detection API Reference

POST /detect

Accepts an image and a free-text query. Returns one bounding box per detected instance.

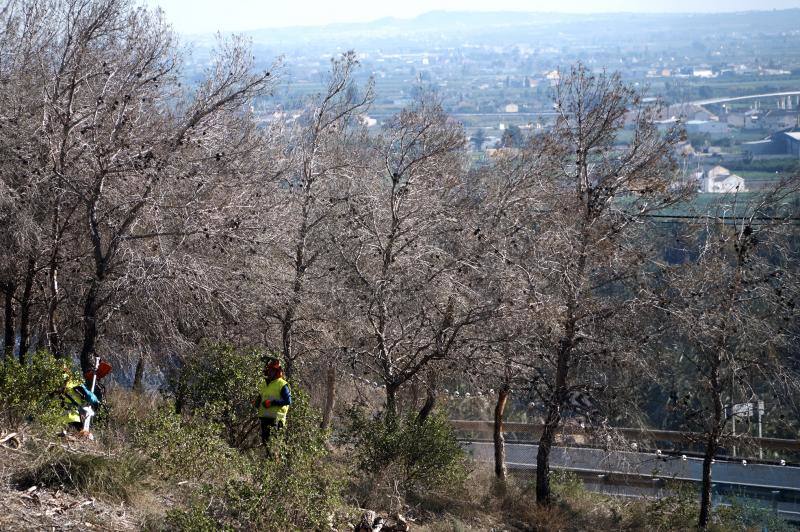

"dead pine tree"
[0,1,59,362]
[259,51,373,379]
[26,0,276,373]
[494,381,510,482]
[522,63,687,505]
[336,94,493,422]
[657,182,800,529]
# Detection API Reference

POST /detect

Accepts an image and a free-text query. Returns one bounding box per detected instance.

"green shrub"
[163,389,344,531]
[625,484,794,531]
[625,481,698,530]
[713,497,793,532]
[13,445,147,502]
[171,342,263,447]
[348,410,469,501]
[549,469,585,500]
[131,407,246,482]
[163,504,221,532]
[0,351,73,429]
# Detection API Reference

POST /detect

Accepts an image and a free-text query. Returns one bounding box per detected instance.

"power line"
[637,213,800,223]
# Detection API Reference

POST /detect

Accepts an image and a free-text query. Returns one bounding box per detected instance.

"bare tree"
[0,0,60,362]
[23,0,276,372]
[257,51,372,378]
[0,0,280,375]
[459,148,557,483]
[655,184,800,529]
[336,95,494,420]
[503,64,688,505]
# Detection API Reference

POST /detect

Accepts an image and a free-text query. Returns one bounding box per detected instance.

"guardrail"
[450,420,800,453]
[464,441,800,522]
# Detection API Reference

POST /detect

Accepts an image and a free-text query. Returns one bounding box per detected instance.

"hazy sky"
[145,0,800,34]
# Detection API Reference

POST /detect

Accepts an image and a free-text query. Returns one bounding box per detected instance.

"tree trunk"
[175,389,184,415]
[699,355,724,529]
[80,282,100,375]
[494,386,510,481]
[321,364,336,430]
[416,389,437,425]
[17,258,36,364]
[133,355,145,393]
[385,383,398,421]
[536,340,570,505]
[46,177,66,358]
[46,260,62,358]
[536,405,561,505]
[2,282,15,359]
[698,432,719,529]
[281,313,294,378]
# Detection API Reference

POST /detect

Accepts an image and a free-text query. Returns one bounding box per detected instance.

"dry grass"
[98,385,164,447]
[3,393,785,532]
[0,432,145,530]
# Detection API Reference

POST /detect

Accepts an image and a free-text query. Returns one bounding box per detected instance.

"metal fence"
[453,420,800,522]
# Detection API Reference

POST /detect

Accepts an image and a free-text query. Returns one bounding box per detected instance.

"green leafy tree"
[172,343,264,447]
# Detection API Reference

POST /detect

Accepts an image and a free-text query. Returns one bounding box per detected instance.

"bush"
[624,481,698,530]
[550,469,585,500]
[163,504,220,532]
[713,497,793,531]
[0,351,73,429]
[348,411,469,503]
[163,389,344,531]
[172,342,263,447]
[131,407,246,482]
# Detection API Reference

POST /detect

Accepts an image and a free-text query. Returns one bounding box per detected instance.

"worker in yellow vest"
[60,373,85,430]
[58,365,99,432]
[256,357,291,444]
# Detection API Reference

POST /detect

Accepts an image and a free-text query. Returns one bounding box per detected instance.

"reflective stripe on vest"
[258,377,289,423]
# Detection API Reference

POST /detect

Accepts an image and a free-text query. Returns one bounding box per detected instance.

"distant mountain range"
[184,8,800,60]
[186,8,800,41]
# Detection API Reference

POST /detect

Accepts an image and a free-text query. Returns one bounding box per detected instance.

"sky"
[145,0,800,34]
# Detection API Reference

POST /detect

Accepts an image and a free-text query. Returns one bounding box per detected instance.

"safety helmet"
[263,356,283,379]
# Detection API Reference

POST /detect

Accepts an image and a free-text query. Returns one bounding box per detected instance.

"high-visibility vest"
[257,377,289,424]
[62,378,84,424]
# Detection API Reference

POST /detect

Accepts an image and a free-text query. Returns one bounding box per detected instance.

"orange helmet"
[263,357,283,379]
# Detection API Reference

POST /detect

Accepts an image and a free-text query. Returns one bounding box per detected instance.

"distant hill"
[179,8,800,56]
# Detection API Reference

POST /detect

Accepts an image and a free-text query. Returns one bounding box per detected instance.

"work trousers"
[259,416,283,445]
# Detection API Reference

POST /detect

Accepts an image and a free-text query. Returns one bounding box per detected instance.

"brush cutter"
[77,357,113,439]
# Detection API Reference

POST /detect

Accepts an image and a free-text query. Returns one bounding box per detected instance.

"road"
[691,91,800,106]
[466,441,800,519]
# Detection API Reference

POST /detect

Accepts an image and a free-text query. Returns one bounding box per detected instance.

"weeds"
[13,444,147,502]
[3,368,793,531]
[161,389,344,531]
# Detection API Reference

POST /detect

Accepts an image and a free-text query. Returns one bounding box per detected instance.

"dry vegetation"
[1,1,798,530]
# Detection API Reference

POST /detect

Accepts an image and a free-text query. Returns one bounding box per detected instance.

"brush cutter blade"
[84,360,113,381]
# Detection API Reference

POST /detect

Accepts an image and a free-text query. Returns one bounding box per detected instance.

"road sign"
[726,400,767,459]
[726,400,765,419]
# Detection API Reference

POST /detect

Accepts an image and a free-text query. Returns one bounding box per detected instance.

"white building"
[504,103,519,113]
[686,119,729,135]
[545,70,560,86]
[693,68,715,78]
[701,166,747,193]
